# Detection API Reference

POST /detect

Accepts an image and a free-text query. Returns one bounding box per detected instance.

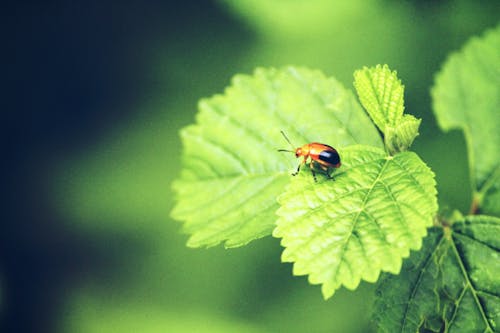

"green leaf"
[354,65,420,154]
[432,25,500,215]
[354,65,405,129]
[384,115,421,155]
[373,215,500,332]
[171,67,383,248]
[274,145,437,299]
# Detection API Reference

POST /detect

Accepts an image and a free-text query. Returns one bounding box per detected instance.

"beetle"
[278,131,341,182]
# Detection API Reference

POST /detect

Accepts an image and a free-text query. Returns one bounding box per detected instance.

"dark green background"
[2,1,498,332]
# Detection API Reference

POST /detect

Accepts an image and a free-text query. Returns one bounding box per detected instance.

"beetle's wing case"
[318,149,341,166]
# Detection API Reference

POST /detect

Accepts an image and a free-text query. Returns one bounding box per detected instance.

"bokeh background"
[2,1,499,332]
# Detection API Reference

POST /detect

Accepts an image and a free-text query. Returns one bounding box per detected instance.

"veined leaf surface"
[274,145,437,298]
[373,216,500,332]
[354,64,405,130]
[354,65,420,153]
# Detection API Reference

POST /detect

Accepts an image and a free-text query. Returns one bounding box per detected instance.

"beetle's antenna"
[280,131,295,150]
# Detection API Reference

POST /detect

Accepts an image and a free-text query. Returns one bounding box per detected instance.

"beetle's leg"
[316,164,332,180]
[309,162,318,182]
[329,167,337,181]
[292,156,307,176]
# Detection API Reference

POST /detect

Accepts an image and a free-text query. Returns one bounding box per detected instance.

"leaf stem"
[473,165,500,214]
[469,192,480,215]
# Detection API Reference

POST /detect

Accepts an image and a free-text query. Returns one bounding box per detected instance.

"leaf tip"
[321,283,336,300]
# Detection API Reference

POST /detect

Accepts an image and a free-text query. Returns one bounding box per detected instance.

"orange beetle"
[278,131,341,181]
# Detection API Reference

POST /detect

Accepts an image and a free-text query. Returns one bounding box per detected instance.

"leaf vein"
[453,231,500,252]
[401,234,446,332]
[330,158,391,286]
[287,68,359,143]
[184,132,250,174]
[450,234,494,332]
[195,174,284,231]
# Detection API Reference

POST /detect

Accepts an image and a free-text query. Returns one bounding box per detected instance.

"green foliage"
[170,25,499,330]
[274,145,437,298]
[172,64,441,301]
[172,63,441,304]
[171,67,382,248]
[371,25,500,333]
[354,65,421,154]
[46,3,500,333]
[353,65,405,131]
[374,216,500,332]
[432,25,500,216]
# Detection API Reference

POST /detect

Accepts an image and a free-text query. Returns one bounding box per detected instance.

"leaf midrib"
[450,232,494,332]
[366,69,386,127]
[331,157,391,286]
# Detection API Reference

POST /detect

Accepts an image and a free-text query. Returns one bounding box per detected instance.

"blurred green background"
[2,1,498,332]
